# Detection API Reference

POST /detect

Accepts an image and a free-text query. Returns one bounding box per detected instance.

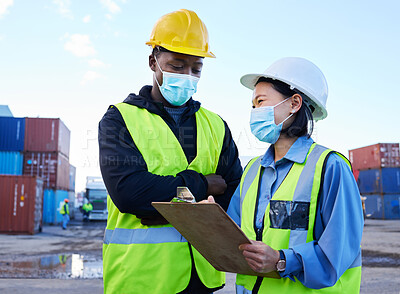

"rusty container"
[23,151,69,190]
[0,175,43,235]
[24,118,70,158]
[349,143,400,171]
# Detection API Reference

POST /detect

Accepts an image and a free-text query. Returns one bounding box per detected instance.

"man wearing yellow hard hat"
[99,9,242,294]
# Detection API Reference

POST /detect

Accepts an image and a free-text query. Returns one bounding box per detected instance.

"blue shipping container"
[43,189,56,224]
[364,195,384,219]
[357,168,400,194]
[42,189,69,224]
[0,151,23,175]
[0,117,25,151]
[383,194,400,219]
[364,194,400,219]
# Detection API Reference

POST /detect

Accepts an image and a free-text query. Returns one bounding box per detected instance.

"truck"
[85,176,108,221]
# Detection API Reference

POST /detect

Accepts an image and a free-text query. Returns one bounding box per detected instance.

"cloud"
[0,34,4,41]
[64,34,96,57]
[88,59,107,68]
[81,71,103,85]
[100,0,120,14]
[0,0,13,18]
[83,14,91,23]
[53,0,73,19]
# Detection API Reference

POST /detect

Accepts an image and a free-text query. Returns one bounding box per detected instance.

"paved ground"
[0,216,399,293]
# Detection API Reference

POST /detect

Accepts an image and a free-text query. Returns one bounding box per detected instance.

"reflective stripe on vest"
[103,102,226,294]
[103,227,187,245]
[237,143,362,293]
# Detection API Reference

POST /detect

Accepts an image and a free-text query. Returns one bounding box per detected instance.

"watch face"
[277,260,286,272]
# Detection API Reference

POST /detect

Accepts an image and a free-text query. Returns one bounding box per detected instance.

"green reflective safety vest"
[82,203,93,212]
[103,102,226,294]
[60,203,69,215]
[236,143,361,294]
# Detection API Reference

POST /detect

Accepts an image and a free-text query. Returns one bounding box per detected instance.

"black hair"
[255,77,314,138]
[151,46,173,57]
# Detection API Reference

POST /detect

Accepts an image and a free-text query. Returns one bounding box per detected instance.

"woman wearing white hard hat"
[225,57,364,293]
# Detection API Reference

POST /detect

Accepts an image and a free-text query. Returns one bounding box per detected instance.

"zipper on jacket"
[252,168,264,294]
[253,167,265,242]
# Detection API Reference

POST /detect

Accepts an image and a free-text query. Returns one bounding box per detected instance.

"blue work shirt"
[227,136,364,289]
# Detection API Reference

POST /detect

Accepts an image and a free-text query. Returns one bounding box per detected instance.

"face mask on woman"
[250,97,293,144]
[154,56,199,106]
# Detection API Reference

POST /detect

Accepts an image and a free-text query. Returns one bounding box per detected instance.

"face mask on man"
[154,56,199,106]
[250,97,294,144]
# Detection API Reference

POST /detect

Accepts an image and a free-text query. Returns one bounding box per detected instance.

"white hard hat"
[240,57,328,121]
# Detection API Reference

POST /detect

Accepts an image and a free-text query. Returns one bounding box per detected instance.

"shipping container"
[23,151,69,190]
[0,105,13,117]
[0,117,25,151]
[69,164,76,192]
[357,168,400,194]
[68,191,75,219]
[383,194,400,219]
[24,118,70,158]
[0,151,23,175]
[0,175,43,234]
[364,195,384,219]
[42,189,69,224]
[364,194,400,219]
[42,189,56,224]
[349,143,400,170]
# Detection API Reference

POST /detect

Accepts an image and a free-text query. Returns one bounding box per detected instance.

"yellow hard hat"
[146,9,215,58]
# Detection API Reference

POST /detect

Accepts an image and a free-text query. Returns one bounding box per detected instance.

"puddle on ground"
[0,254,102,279]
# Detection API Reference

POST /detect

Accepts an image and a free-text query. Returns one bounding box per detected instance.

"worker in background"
[98,9,242,294]
[222,57,363,293]
[58,254,67,267]
[60,199,70,230]
[82,198,93,222]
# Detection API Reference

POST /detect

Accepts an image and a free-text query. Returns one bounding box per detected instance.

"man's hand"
[205,174,227,196]
[239,241,280,273]
[199,196,216,203]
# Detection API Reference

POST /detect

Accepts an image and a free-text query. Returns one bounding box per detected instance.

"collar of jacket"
[122,85,201,119]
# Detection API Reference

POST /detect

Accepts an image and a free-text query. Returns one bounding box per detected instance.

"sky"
[1,0,400,192]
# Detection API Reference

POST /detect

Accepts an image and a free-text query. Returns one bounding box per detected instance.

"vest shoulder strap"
[240,156,262,199]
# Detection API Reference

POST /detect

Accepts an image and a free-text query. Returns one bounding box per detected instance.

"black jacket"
[98,85,242,218]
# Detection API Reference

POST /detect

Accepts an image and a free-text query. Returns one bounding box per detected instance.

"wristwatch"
[276,250,286,272]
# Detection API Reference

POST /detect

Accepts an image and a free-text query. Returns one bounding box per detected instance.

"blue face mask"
[250,98,293,144]
[154,56,200,106]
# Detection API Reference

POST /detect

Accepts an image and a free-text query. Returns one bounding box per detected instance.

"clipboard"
[152,202,280,279]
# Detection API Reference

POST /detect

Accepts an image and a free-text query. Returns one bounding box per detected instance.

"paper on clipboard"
[152,202,280,279]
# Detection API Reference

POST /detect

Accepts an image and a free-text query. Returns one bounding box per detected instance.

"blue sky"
[1,0,399,191]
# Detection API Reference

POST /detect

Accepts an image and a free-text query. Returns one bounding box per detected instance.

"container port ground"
[0,216,399,294]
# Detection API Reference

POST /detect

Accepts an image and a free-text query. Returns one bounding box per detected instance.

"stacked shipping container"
[0,114,74,232]
[0,117,25,175]
[23,151,70,190]
[23,118,73,224]
[349,143,400,219]
[0,175,43,234]
[68,165,76,219]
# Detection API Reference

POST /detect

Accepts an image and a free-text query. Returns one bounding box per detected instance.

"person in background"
[60,198,70,230]
[82,198,93,222]
[98,9,242,294]
[224,57,363,293]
